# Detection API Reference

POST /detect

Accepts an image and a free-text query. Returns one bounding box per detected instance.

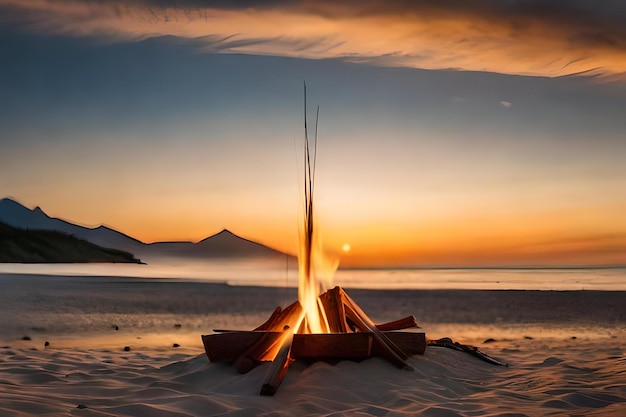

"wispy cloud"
[511,232,626,265]
[1,0,625,80]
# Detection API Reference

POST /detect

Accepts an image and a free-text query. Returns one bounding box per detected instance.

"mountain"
[0,197,294,261]
[0,197,144,254]
[0,221,142,263]
[147,229,291,259]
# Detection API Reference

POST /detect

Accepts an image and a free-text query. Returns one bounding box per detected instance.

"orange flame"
[297,231,338,333]
[296,83,338,334]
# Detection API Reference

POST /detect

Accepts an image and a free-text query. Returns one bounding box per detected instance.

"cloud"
[499,101,512,108]
[513,232,626,264]
[1,0,625,80]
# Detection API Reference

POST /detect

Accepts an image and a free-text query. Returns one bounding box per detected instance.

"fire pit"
[202,286,425,395]
[202,85,425,395]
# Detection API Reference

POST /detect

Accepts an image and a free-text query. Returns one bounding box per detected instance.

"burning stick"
[254,306,283,331]
[234,301,303,374]
[318,286,350,332]
[342,292,414,371]
[260,327,297,396]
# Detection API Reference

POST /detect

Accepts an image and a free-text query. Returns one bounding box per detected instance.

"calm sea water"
[1,259,625,291]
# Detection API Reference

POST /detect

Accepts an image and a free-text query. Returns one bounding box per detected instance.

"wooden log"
[376,316,419,332]
[341,289,410,360]
[212,329,266,333]
[341,290,413,370]
[254,306,283,331]
[319,286,350,333]
[202,331,278,362]
[291,333,372,361]
[376,332,426,356]
[233,332,285,374]
[234,303,304,374]
[215,317,418,335]
[260,336,294,396]
[259,301,301,331]
[343,303,412,370]
[203,330,425,363]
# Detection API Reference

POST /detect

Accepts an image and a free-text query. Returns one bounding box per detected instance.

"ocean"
[1,259,624,291]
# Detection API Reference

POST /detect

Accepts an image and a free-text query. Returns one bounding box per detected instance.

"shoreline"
[3,270,626,290]
[2,272,624,342]
[2,263,625,291]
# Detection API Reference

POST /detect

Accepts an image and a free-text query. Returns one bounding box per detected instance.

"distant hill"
[0,221,142,263]
[0,197,144,254]
[0,197,295,262]
[147,229,290,259]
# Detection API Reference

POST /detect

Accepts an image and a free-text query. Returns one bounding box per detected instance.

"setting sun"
[342,243,351,253]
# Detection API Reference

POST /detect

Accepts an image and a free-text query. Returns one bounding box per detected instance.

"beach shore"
[1,273,625,416]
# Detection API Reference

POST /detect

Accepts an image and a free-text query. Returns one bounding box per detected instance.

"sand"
[1,273,625,416]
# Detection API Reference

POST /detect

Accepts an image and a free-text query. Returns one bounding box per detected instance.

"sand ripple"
[1,336,625,417]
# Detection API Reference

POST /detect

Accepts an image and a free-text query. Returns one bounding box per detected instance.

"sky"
[1,0,625,267]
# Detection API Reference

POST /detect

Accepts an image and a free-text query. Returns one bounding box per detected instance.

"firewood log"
[291,333,372,360]
[341,290,413,370]
[319,286,350,333]
[234,302,304,374]
[254,306,283,331]
[203,330,425,363]
[259,301,301,331]
[376,316,419,332]
[377,332,426,356]
[260,335,294,396]
[202,331,277,362]
[234,332,284,374]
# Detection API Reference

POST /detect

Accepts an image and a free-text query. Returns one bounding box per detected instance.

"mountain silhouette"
[0,221,142,263]
[147,229,289,259]
[0,197,144,253]
[0,197,293,262]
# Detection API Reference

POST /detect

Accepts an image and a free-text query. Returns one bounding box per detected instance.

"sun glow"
[342,243,351,253]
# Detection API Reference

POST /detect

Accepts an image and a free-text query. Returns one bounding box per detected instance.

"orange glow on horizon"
[5,191,625,268]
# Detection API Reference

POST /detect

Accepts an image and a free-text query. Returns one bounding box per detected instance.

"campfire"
[202,85,426,395]
[202,286,425,395]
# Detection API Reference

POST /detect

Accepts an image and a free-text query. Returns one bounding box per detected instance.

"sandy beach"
[1,273,625,416]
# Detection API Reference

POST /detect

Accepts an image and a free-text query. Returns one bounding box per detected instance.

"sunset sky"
[1,1,625,267]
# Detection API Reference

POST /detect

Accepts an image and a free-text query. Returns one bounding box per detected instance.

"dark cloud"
[67,0,293,9]
[301,0,626,22]
[113,0,626,52]
[309,1,625,42]
[0,0,624,80]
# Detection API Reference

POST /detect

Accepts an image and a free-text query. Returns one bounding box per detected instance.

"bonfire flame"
[297,82,338,335]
